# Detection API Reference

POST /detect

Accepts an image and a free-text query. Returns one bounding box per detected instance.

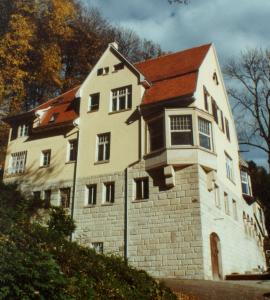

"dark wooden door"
[210,233,222,280]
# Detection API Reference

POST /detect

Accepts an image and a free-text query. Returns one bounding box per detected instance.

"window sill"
[101,203,114,206]
[39,165,50,169]
[94,160,109,165]
[84,205,96,208]
[108,108,132,115]
[87,109,99,114]
[65,160,76,164]
[132,199,149,203]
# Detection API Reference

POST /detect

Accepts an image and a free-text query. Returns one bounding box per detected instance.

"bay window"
[170,115,193,145]
[148,117,164,152]
[198,117,212,150]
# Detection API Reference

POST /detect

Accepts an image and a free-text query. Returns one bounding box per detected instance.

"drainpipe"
[70,119,80,242]
[124,167,129,261]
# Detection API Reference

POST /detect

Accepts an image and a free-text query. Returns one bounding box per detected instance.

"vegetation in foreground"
[0,182,176,300]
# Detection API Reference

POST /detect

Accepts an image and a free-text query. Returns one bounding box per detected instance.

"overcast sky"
[86,0,270,168]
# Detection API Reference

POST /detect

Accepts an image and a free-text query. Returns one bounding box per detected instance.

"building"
[2,42,267,279]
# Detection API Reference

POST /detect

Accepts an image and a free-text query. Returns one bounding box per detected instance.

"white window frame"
[9,151,27,174]
[241,170,250,195]
[96,133,110,162]
[198,117,212,150]
[18,124,29,137]
[134,178,149,200]
[103,182,115,204]
[67,139,77,162]
[111,86,132,112]
[88,93,100,112]
[86,184,97,206]
[225,153,234,181]
[91,242,103,254]
[41,149,51,167]
[169,115,193,146]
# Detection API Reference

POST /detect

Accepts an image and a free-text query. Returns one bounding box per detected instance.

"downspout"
[70,122,80,242]
[124,167,128,261]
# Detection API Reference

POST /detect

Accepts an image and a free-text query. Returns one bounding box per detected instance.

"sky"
[85,0,270,168]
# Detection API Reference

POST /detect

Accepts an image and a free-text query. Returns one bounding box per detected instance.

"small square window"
[41,150,51,166]
[60,188,71,208]
[89,93,100,111]
[104,182,114,204]
[86,184,97,205]
[135,178,149,200]
[114,63,124,71]
[33,191,41,200]
[97,68,103,76]
[91,242,103,254]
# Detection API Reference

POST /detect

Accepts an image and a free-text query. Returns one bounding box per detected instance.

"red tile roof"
[134,44,211,105]
[36,86,80,128]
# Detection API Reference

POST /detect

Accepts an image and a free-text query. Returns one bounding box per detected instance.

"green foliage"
[0,183,176,299]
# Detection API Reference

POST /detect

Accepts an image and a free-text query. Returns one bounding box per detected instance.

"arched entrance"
[210,232,222,280]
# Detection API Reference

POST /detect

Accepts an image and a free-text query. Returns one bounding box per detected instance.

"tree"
[224,49,270,170]
[248,161,270,234]
[0,182,176,299]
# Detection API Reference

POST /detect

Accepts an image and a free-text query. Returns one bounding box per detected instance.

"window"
[44,190,51,206]
[203,87,209,111]
[232,199,238,220]
[111,86,132,112]
[135,178,149,200]
[9,151,27,174]
[213,72,219,85]
[148,117,164,151]
[225,153,234,181]
[225,118,230,141]
[114,62,124,71]
[60,188,71,208]
[97,68,103,76]
[97,67,109,76]
[170,115,193,145]
[49,113,59,123]
[86,184,97,205]
[241,170,250,195]
[91,242,103,254]
[89,93,100,111]
[97,133,110,162]
[18,124,29,137]
[220,110,225,132]
[41,150,51,166]
[68,140,78,161]
[33,191,41,200]
[214,184,220,208]
[224,192,229,214]
[258,208,263,223]
[211,99,218,124]
[104,182,114,204]
[198,117,212,150]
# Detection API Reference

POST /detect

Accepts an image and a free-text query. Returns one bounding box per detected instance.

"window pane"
[112,98,117,111]
[199,134,211,150]
[148,118,164,151]
[119,96,126,110]
[136,181,142,199]
[171,132,193,145]
[98,144,104,161]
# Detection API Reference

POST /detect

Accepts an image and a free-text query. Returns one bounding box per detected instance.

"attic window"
[114,63,124,72]
[97,67,109,76]
[49,113,59,123]
[213,72,219,85]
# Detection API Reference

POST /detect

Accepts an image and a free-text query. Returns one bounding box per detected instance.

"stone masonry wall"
[73,161,205,279]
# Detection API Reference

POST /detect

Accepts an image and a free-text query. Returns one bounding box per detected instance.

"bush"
[0,183,176,299]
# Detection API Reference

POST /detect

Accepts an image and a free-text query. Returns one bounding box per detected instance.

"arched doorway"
[210,232,222,280]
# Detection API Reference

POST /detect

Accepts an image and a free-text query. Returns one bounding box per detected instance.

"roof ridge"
[134,43,212,66]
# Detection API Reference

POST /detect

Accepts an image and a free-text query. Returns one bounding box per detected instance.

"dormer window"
[241,170,251,195]
[18,124,29,137]
[49,113,59,123]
